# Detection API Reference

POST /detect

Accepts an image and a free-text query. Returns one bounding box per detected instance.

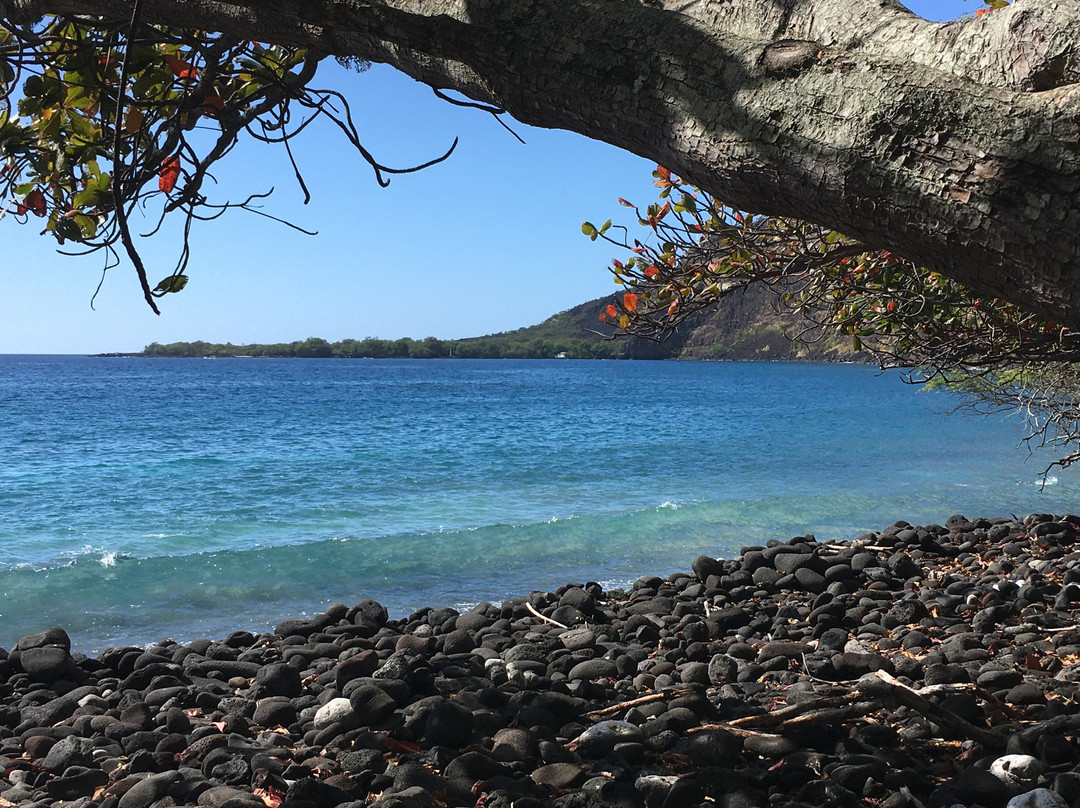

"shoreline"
[3,512,1080,808]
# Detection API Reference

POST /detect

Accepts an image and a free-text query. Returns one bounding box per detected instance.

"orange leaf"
[657,166,671,182]
[623,293,639,314]
[618,198,634,207]
[598,312,608,322]
[383,737,421,754]
[159,156,181,193]
[605,304,617,319]
[24,189,46,217]
[667,300,679,316]
[163,53,197,79]
[644,265,659,279]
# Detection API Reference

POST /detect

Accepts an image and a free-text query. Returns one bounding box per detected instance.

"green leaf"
[581,221,596,236]
[155,274,189,294]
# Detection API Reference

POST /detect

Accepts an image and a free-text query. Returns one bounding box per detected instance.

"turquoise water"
[0,356,1075,652]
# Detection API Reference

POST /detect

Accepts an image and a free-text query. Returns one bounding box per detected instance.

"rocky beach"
[3,513,1080,808]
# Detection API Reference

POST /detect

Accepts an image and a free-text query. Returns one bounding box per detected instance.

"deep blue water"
[0,355,1075,652]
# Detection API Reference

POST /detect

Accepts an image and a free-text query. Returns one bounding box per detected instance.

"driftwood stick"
[727,692,863,728]
[585,689,695,721]
[1017,713,1080,743]
[524,601,568,629]
[687,721,792,741]
[773,699,885,730]
[858,670,1003,749]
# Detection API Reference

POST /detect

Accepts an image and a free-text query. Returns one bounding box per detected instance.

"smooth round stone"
[252,697,295,728]
[773,552,814,575]
[794,568,827,593]
[254,663,301,698]
[957,763,1012,806]
[991,755,1044,790]
[574,721,643,758]
[348,685,397,725]
[313,698,356,729]
[424,699,474,748]
[567,658,618,681]
[1006,788,1068,808]
[1006,683,1045,705]
[532,762,588,791]
[692,555,724,580]
[559,628,597,652]
[20,646,74,683]
[441,629,476,655]
[335,650,380,689]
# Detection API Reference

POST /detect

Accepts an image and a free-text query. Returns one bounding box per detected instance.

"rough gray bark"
[13,0,1080,327]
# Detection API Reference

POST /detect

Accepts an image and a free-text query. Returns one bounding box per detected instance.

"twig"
[585,689,694,721]
[727,692,863,728]
[524,601,568,629]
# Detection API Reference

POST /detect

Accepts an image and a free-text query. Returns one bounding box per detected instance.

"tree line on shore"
[140,335,623,360]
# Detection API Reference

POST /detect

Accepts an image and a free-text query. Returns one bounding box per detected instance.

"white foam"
[1043,475,1059,486]
[99,552,117,568]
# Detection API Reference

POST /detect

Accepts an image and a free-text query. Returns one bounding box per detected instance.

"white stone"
[1006,788,1068,808]
[313,697,355,729]
[991,754,1044,788]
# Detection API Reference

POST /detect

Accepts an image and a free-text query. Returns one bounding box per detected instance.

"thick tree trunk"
[15,0,1080,327]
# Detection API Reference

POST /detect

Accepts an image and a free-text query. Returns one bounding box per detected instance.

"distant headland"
[115,286,866,361]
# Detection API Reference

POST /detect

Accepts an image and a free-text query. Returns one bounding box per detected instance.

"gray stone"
[1006,788,1068,808]
[349,685,397,725]
[20,646,74,682]
[568,658,618,681]
[117,771,182,808]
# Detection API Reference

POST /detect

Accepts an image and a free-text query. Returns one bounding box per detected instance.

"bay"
[0,355,1075,652]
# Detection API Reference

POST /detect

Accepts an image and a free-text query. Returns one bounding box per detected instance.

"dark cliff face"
[518,284,864,361]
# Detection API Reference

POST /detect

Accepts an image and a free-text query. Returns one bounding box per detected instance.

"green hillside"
[139,285,864,360]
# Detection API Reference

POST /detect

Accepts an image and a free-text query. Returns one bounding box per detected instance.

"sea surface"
[1,355,1077,652]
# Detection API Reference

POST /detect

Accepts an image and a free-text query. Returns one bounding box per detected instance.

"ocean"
[1,355,1075,652]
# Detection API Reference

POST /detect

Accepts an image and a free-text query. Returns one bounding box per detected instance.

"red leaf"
[605,304,617,319]
[623,293,639,314]
[159,156,181,193]
[200,95,225,116]
[24,189,46,217]
[618,197,634,207]
[163,52,198,79]
[644,265,659,279]
[656,166,671,182]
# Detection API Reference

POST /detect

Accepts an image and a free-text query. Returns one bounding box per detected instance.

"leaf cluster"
[586,165,1080,473]
[1,12,446,312]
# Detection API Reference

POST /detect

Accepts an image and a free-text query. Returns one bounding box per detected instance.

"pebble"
[3,513,1080,808]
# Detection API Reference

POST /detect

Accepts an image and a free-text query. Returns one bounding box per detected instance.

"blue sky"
[3,0,977,353]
